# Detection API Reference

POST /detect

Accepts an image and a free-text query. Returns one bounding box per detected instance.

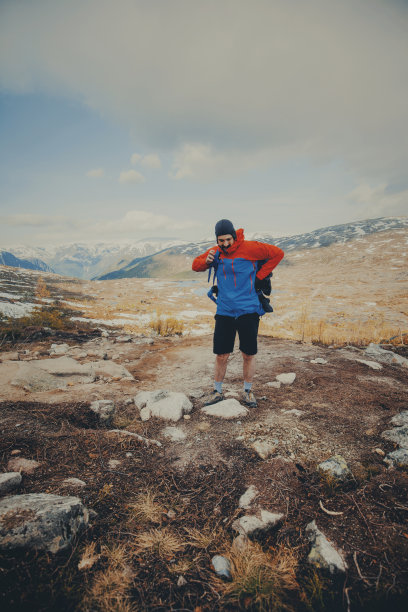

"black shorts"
[213,313,260,356]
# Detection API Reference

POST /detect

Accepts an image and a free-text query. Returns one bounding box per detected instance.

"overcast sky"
[0,0,407,247]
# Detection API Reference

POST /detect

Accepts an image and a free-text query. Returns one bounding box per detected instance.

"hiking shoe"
[242,390,257,408]
[203,390,224,406]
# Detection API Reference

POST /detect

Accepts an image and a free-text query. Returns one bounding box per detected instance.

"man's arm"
[248,242,284,279]
[192,247,219,272]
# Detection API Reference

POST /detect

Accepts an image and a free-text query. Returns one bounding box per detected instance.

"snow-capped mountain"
[5,239,187,279]
[0,251,53,273]
[96,216,408,279]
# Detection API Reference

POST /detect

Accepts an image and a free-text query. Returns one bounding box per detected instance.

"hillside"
[96,216,408,280]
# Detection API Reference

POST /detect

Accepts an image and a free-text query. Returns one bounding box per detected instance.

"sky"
[0,0,407,247]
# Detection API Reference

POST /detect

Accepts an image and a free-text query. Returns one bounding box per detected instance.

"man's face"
[217,234,235,252]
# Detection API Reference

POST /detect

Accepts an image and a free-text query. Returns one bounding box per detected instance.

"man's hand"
[206,249,217,266]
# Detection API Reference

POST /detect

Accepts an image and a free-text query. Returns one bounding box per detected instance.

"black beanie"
[215,219,236,239]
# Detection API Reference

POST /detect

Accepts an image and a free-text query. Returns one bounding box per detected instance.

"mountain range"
[1,216,407,280]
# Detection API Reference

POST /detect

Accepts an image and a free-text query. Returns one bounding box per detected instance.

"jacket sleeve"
[192,247,215,272]
[248,242,284,279]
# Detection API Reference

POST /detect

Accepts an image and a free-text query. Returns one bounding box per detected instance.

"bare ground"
[0,332,408,611]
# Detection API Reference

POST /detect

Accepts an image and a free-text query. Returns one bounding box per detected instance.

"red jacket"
[192,228,284,316]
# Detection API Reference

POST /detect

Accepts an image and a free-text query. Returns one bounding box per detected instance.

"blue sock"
[244,382,252,392]
[214,381,223,393]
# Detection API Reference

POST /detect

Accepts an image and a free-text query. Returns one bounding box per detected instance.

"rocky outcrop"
[0,493,89,553]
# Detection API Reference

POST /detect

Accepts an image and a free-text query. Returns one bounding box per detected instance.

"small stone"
[306,520,347,574]
[125,398,133,405]
[318,455,351,481]
[177,575,187,587]
[252,440,275,460]
[62,478,86,488]
[266,381,281,388]
[125,452,133,457]
[276,373,296,385]
[7,458,40,475]
[239,485,259,509]
[374,448,385,457]
[183,414,191,420]
[282,409,303,416]
[10,450,21,456]
[211,555,232,580]
[232,511,283,536]
[108,460,121,469]
[310,358,328,364]
[384,448,408,468]
[0,473,22,495]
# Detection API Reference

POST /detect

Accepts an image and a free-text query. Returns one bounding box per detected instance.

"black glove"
[255,277,263,292]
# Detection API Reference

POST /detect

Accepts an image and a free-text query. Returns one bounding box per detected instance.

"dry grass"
[78,541,100,571]
[218,541,299,612]
[133,527,185,558]
[127,490,167,525]
[184,525,225,550]
[82,543,136,612]
[149,316,184,337]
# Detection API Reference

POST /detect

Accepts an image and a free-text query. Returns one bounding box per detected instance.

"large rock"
[365,344,408,367]
[12,357,95,391]
[232,510,284,536]
[318,455,351,481]
[91,360,134,380]
[381,425,408,449]
[276,373,296,385]
[0,473,22,495]
[35,357,95,378]
[306,521,347,573]
[134,390,193,422]
[90,400,115,425]
[201,399,249,419]
[0,493,89,553]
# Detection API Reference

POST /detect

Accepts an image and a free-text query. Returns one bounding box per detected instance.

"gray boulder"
[384,448,408,468]
[201,399,248,419]
[306,521,347,573]
[0,493,89,553]
[276,373,296,385]
[134,390,192,422]
[318,455,351,481]
[232,510,284,537]
[0,472,22,495]
[90,400,115,425]
[390,411,408,427]
[365,344,408,367]
[381,425,408,449]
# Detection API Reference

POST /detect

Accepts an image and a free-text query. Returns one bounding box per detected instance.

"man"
[192,219,284,408]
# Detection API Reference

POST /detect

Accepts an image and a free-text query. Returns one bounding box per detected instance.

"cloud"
[119,169,146,184]
[141,153,161,169]
[130,153,142,165]
[93,210,198,234]
[0,0,407,185]
[131,152,161,169]
[348,183,408,218]
[86,168,104,178]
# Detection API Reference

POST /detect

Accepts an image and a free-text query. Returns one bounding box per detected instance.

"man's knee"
[216,353,230,363]
[241,351,255,361]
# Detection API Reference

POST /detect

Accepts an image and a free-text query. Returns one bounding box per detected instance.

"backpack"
[207,253,273,312]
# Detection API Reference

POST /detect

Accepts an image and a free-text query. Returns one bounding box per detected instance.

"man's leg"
[215,353,230,385]
[237,314,259,407]
[241,352,256,383]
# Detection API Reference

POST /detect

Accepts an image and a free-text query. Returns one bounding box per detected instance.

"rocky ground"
[0,328,407,611]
